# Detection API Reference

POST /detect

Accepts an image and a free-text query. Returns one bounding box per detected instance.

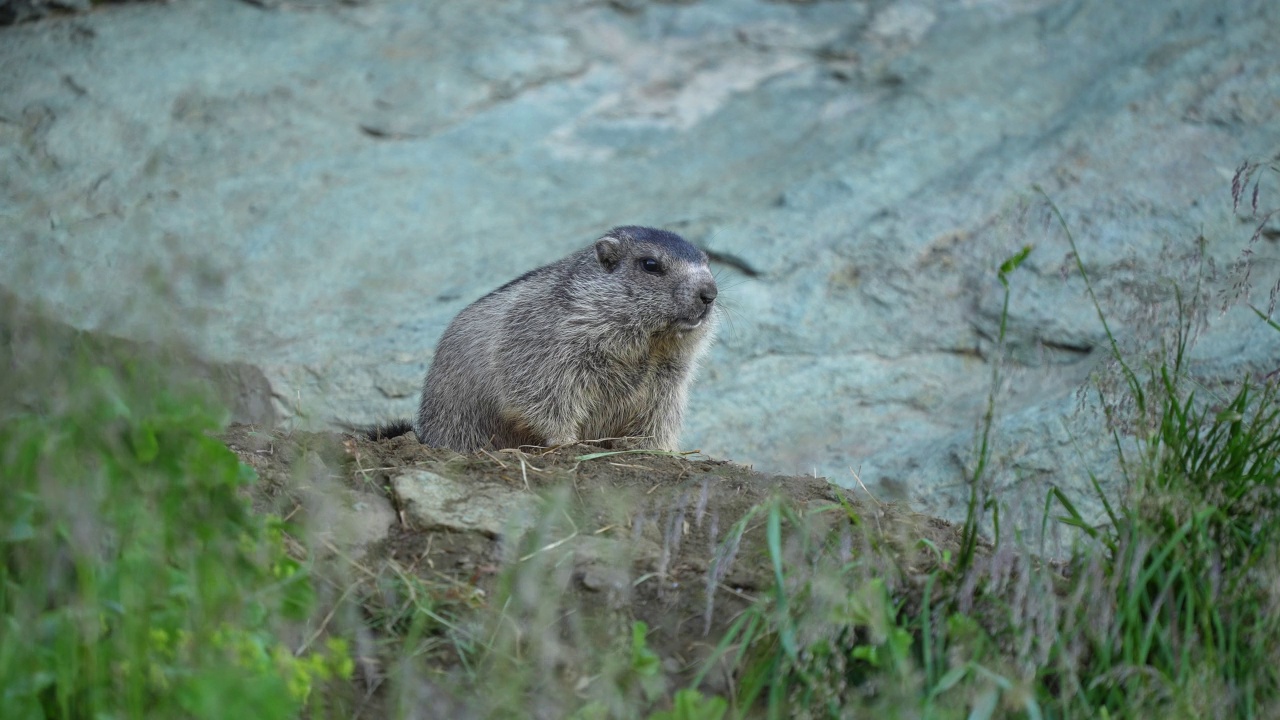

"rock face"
[2,0,1278,531]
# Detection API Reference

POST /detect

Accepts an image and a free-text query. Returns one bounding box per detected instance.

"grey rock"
[573,535,661,594]
[391,469,538,538]
[3,0,1279,535]
[298,450,397,551]
[0,0,91,26]
[0,286,277,426]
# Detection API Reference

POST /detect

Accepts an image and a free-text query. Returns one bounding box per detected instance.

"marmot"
[371,226,717,452]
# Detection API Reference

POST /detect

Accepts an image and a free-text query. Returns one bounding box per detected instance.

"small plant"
[1042,188,1280,717]
[571,621,670,719]
[0,355,349,718]
[646,689,728,720]
[959,244,1034,573]
[1227,154,1280,317]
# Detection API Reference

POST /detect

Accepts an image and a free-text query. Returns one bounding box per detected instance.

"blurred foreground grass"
[0,340,351,718]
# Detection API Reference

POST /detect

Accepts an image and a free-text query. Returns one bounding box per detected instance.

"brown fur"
[413,226,717,452]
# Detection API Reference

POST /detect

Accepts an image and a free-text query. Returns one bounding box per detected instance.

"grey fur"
[413,226,717,452]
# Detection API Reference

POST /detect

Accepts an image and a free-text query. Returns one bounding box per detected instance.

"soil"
[220,423,974,715]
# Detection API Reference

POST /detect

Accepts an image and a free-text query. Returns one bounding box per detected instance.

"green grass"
[1036,191,1280,717]
[0,354,351,718]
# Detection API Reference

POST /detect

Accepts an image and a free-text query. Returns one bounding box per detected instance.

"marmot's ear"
[595,237,623,273]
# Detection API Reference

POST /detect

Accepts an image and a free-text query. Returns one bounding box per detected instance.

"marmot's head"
[588,226,718,336]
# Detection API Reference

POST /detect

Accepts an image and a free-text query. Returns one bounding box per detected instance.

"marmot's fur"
[372,226,718,451]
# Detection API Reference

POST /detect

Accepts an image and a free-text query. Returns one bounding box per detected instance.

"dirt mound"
[221,424,971,713]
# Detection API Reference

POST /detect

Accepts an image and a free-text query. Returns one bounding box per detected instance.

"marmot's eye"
[639,257,664,274]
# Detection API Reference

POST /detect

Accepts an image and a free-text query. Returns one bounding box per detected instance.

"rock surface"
[3,0,1278,530]
[392,468,539,538]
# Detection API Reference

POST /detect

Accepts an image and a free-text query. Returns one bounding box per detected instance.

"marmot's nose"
[699,283,718,306]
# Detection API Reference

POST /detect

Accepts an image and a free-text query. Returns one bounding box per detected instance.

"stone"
[298,451,397,552]
[391,470,538,538]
